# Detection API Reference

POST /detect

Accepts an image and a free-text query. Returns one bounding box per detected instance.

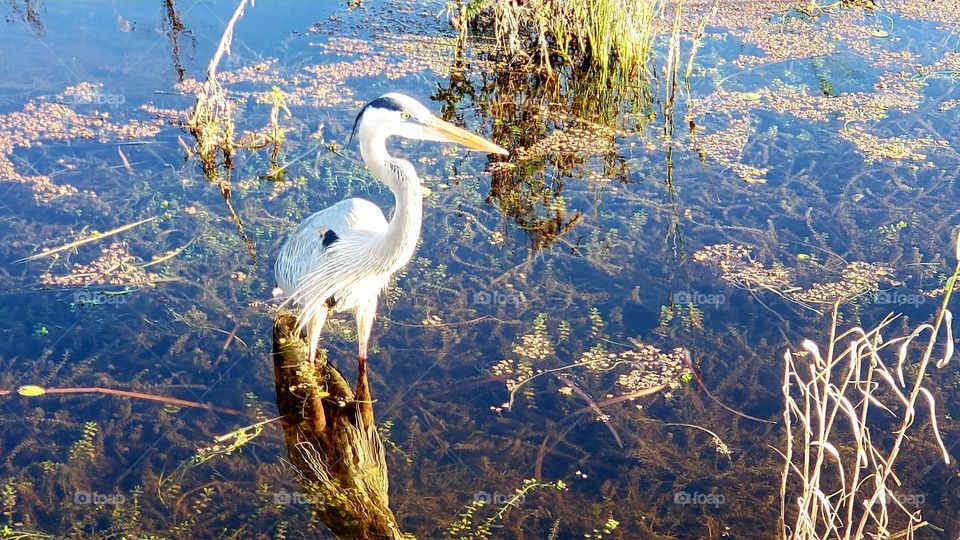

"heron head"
[350,93,509,155]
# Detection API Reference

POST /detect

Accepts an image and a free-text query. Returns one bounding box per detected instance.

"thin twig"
[555,374,623,448]
[17,216,158,263]
[205,0,251,80]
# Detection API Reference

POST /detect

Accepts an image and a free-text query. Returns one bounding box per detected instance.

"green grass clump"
[451,0,663,80]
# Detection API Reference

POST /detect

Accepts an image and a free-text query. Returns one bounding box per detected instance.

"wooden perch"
[272,311,405,539]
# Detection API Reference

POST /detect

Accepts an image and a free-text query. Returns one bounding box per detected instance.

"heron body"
[275,198,391,311]
[274,93,508,383]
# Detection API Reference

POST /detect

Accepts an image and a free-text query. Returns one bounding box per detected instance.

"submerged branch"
[2,384,243,415]
[17,217,158,263]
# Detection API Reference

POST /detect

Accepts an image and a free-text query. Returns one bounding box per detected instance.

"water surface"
[1,0,960,537]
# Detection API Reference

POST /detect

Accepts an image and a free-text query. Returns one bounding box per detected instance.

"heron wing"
[274,198,388,295]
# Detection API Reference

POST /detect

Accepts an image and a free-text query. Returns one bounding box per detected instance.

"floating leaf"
[17,385,46,397]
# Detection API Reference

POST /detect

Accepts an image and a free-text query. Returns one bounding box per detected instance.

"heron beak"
[424,116,510,155]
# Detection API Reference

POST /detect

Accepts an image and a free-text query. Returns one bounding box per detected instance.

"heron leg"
[306,308,329,365]
[354,297,377,428]
[356,298,377,361]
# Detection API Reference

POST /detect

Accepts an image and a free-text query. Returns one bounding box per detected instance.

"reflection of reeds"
[441,0,717,254]
[162,0,190,82]
[780,240,959,538]
[448,0,668,130]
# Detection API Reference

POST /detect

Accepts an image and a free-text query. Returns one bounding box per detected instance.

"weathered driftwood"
[272,311,405,539]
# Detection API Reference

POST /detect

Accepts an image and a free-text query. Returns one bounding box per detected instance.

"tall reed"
[452,0,664,79]
[780,234,959,538]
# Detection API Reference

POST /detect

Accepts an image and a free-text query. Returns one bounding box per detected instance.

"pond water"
[1,0,960,538]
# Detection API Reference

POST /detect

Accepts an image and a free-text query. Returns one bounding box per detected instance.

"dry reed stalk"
[780,234,960,538]
[684,0,718,85]
[187,0,251,175]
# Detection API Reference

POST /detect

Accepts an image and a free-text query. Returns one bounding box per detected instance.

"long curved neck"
[360,134,423,273]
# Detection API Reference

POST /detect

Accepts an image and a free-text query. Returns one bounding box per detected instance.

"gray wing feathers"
[274,198,388,295]
[290,230,391,333]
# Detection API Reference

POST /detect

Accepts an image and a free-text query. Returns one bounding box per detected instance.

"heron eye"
[400,111,411,120]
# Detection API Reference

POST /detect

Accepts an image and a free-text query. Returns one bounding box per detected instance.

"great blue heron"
[274,92,508,385]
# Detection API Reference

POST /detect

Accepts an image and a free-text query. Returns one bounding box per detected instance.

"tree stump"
[272,311,406,539]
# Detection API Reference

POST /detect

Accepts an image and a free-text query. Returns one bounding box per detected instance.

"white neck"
[360,133,423,274]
